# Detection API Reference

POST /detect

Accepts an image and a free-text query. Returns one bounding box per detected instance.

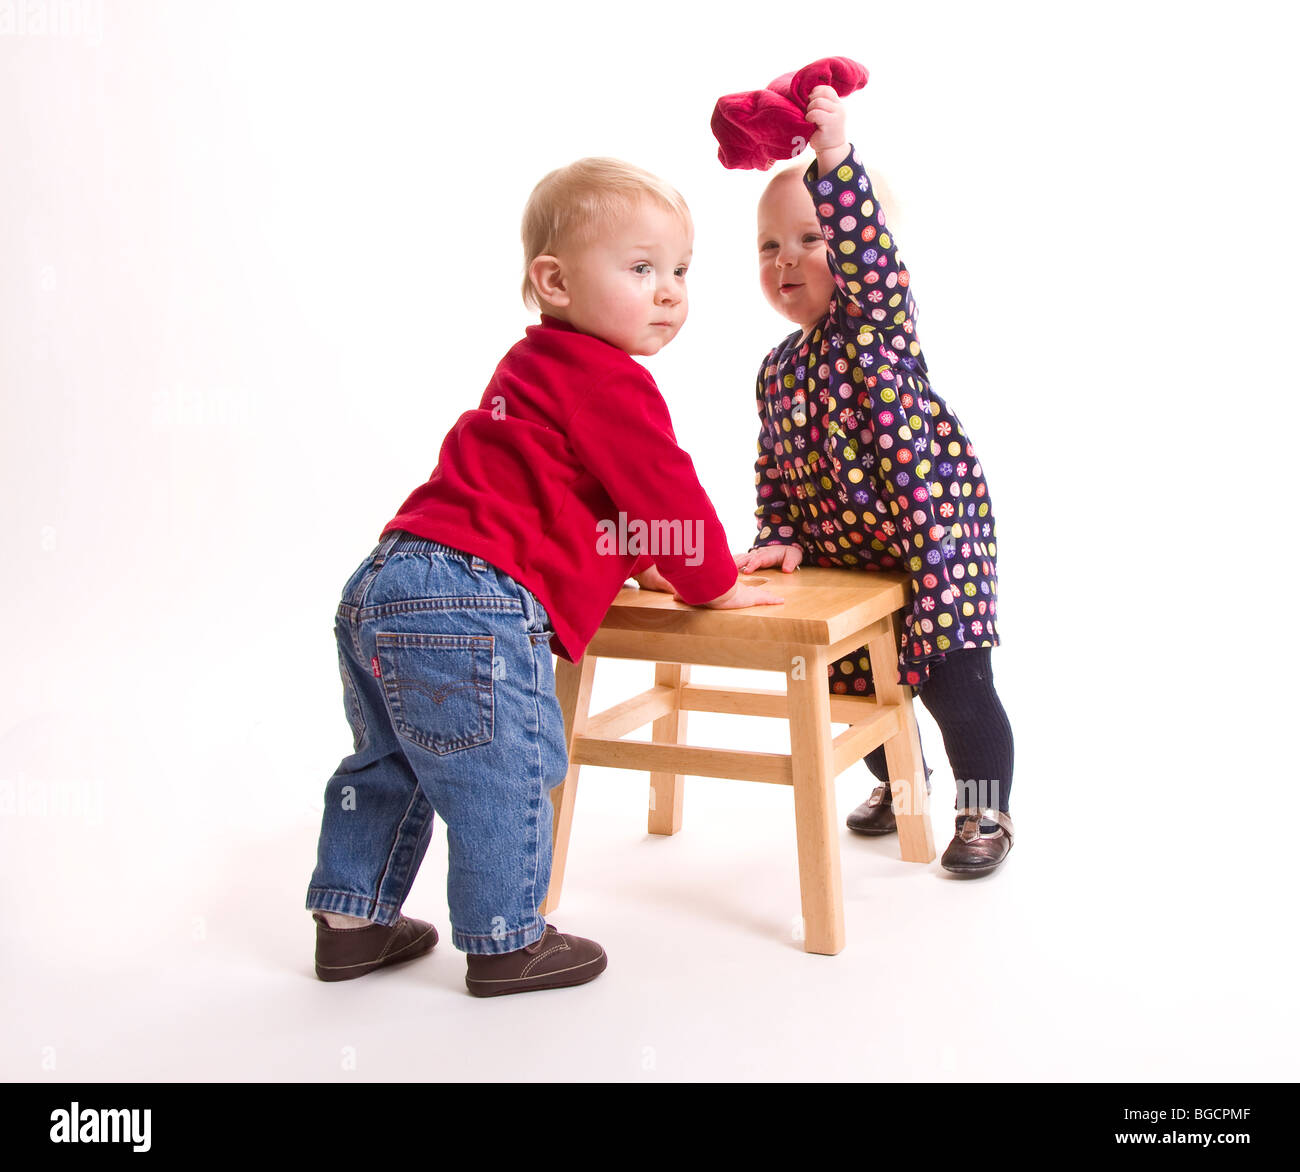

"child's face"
[553,200,692,356]
[757,174,835,333]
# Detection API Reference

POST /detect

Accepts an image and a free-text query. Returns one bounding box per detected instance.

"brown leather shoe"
[465,923,607,997]
[847,783,897,835]
[313,912,438,981]
[940,809,1014,875]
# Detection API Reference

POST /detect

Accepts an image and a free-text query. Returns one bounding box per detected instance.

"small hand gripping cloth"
[710,56,868,171]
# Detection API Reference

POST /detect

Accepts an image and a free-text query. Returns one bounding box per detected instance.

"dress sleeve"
[750,357,798,551]
[806,148,968,686]
[804,144,916,343]
[566,365,738,606]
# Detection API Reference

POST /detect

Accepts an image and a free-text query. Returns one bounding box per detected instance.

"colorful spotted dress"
[750,144,1000,694]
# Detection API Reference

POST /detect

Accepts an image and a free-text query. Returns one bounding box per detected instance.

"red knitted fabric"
[710,57,868,171]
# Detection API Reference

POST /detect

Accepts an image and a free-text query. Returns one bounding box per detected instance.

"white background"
[2,0,1296,1082]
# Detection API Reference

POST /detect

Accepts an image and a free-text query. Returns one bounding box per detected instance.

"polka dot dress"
[751,146,1000,694]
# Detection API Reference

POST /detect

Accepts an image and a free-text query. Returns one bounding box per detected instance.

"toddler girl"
[736,87,1016,874]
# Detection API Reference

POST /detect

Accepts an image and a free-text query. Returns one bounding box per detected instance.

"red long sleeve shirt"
[382,314,739,662]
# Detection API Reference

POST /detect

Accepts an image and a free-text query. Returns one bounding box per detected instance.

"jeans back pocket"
[375,632,495,755]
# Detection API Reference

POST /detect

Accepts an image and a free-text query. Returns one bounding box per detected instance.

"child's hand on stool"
[735,544,803,574]
[701,580,785,609]
[635,564,783,609]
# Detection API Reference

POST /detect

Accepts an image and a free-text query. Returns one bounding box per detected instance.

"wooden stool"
[539,567,936,955]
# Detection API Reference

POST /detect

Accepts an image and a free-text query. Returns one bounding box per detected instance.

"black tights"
[862,647,1014,813]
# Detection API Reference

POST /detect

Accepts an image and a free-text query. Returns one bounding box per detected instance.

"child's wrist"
[705,582,739,607]
[814,141,851,176]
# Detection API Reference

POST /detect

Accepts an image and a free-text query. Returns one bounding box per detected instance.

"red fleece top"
[382,314,739,662]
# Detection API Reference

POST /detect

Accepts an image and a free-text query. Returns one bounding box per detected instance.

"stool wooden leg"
[786,648,845,955]
[648,662,689,836]
[539,654,596,916]
[867,615,936,863]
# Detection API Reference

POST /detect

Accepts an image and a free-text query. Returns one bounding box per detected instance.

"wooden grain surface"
[602,566,912,647]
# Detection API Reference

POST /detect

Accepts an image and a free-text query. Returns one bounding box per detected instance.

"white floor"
[3,638,1295,1083]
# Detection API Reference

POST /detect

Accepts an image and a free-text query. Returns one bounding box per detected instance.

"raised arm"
[801,86,912,334]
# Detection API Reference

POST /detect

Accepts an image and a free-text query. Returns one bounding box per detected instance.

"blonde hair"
[520,157,692,309]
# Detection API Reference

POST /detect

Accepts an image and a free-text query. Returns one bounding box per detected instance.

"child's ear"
[529,255,569,308]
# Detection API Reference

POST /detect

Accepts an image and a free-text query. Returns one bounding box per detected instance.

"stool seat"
[540,566,936,955]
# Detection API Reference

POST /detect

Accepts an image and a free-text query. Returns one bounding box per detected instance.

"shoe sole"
[940,848,1011,876]
[465,951,608,998]
[846,822,897,836]
[315,925,438,982]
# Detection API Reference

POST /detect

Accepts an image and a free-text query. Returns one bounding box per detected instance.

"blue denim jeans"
[305,532,568,954]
